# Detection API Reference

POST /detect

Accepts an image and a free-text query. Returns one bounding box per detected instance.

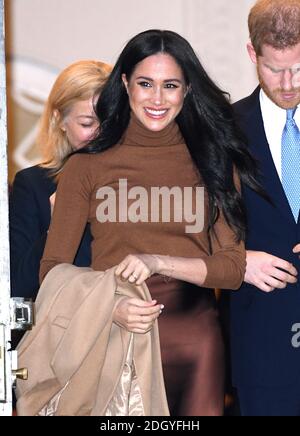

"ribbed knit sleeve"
[39,154,93,283]
[201,211,246,290]
[202,169,245,290]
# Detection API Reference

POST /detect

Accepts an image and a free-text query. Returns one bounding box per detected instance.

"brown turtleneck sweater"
[40,116,245,288]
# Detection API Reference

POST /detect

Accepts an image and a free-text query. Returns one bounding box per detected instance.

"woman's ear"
[122,74,129,94]
[53,109,66,132]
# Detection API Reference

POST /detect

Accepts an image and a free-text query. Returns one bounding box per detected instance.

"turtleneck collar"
[121,113,184,147]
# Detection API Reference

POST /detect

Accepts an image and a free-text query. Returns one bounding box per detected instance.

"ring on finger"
[131,273,138,281]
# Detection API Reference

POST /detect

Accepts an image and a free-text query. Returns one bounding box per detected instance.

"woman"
[9,60,112,300]
[40,31,261,416]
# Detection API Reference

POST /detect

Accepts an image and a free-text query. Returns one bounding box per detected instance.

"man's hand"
[293,244,300,255]
[245,250,298,292]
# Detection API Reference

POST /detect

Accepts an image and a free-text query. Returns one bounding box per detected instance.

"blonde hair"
[249,0,300,55]
[39,60,112,174]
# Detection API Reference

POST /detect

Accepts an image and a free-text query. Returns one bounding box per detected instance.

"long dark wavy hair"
[79,29,263,241]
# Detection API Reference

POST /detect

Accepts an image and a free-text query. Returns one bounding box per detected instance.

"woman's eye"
[137,81,151,88]
[165,83,178,89]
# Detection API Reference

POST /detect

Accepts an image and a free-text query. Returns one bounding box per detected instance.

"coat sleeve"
[9,170,50,299]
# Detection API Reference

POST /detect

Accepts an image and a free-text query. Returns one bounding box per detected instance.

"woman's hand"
[113,296,163,334]
[115,254,161,285]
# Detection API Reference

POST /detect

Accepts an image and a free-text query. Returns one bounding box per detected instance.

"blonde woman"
[10,60,112,301]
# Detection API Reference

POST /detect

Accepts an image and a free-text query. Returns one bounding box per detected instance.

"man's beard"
[258,69,300,110]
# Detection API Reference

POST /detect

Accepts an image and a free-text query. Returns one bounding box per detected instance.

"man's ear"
[122,74,129,93]
[247,42,258,64]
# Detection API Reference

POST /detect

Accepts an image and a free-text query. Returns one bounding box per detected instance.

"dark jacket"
[231,87,300,387]
[9,165,92,300]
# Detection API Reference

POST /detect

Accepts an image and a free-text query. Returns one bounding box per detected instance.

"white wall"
[9,0,258,100]
[6,0,258,177]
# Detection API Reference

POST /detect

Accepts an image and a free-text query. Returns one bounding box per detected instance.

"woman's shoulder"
[61,153,96,177]
[64,152,93,167]
[14,164,48,179]
[63,151,111,174]
[59,153,103,190]
[13,165,56,191]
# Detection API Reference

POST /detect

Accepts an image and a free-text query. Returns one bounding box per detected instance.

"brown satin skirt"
[146,275,225,416]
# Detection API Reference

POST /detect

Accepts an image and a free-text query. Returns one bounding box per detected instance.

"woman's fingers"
[115,262,127,277]
[128,311,162,324]
[129,298,157,307]
[127,304,163,332]
[131,327,153,334]
[135,304,163,316]
[135,268,152,285]
[113,297,164,334]
[128,317,159,333]
[123,264,150,282]
[127,299,163,316]
[115,255,153,284]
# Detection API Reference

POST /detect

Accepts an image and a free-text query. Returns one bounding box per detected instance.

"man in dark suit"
[231,0,300,416]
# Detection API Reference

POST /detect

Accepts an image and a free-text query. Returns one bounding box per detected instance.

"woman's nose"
[150,86,164,105]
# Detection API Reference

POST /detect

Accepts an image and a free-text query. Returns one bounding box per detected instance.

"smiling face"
[60,96,99,150]
[248,42,300,109]
[122,53,187,132]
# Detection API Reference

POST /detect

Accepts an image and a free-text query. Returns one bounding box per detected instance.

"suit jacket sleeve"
[9,170,50,299]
